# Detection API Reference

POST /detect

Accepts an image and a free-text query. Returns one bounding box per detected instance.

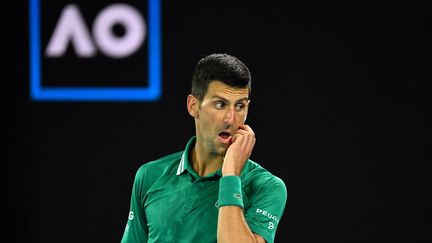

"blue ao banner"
[29,0,162,101]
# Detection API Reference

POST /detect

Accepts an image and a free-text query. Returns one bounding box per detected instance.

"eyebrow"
[212,95,249,103]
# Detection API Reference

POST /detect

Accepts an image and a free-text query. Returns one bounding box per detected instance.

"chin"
[218,146,228,156]
[211,145,227,157]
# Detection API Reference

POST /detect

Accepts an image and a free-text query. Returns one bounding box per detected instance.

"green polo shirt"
[121,137,287,243]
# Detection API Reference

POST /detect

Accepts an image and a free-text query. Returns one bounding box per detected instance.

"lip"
[217,132,232,144]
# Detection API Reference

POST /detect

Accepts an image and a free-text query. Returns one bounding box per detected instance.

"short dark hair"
[191,53,252,102]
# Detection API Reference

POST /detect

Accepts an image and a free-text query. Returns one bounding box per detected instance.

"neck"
[191,143,223,177]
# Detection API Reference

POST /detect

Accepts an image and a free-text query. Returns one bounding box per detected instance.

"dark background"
[5,1,431,242]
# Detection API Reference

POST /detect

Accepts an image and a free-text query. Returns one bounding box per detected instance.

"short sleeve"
[121,166,149,243]
[244,176,287,243]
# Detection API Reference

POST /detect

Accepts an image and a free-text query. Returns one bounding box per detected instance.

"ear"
[187,94,199,118]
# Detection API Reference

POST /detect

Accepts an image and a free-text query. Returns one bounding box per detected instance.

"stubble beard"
[207,138,228,158]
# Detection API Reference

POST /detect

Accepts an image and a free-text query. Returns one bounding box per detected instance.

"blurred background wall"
[5,0,431,242]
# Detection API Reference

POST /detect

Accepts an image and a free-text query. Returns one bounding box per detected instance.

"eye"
[214,101,225,109]
[235,103,245,111]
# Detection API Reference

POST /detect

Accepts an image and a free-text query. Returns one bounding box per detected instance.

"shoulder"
[134,151,183,187]
[137,151,183,172]
[242,160,287,196]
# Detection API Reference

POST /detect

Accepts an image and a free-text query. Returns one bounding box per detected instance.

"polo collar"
[176,136,196,175]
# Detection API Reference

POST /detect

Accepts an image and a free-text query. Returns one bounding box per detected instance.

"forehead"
[205,81,249,100]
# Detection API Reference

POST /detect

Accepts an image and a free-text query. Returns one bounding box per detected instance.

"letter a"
[45,4,96,57]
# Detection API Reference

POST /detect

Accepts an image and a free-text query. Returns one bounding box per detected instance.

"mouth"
[217,131,232,144]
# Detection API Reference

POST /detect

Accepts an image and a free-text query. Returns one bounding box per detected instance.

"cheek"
[202,109,221,121]
[200,112,218,128]
[238,107,248,122]
[237,113,247,123]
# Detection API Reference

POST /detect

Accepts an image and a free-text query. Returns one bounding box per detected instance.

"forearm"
[217,206,257,243]
[218,126,258,242]
[217,175,259,242]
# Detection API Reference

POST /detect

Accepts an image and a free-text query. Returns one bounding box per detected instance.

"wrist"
[221,163,241,176]
[217,176,244,209]
[221,172,239,176]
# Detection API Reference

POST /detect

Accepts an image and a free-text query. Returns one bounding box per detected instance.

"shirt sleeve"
[244,176,287,243]
[121,166,149,243]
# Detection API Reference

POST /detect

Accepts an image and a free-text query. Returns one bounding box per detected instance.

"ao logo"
[46,4,146,58]
[29,0,161,101]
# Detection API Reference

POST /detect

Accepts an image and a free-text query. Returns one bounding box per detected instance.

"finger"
[236,127,254,145]
[236,127,255,139]
[246,137,256,156]
[238,124,255,136]
[243,134,255,154]
[235,129,249,136]
[235,131,254,153]
[235,130,252,149]
[231,133,244,144]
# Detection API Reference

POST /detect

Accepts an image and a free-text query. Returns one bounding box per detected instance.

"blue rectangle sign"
[29,0,161,101]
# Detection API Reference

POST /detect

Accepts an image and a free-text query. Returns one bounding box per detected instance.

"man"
[121,53,287,243]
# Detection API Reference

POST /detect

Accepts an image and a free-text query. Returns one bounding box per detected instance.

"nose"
[223,107,236,125]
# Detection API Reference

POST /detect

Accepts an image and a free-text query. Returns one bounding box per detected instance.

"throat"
[191,147,223,177]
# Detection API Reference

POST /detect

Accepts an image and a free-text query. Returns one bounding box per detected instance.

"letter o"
[93,4,146,58]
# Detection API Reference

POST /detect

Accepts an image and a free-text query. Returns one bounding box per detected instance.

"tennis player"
[121,53,287,243]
